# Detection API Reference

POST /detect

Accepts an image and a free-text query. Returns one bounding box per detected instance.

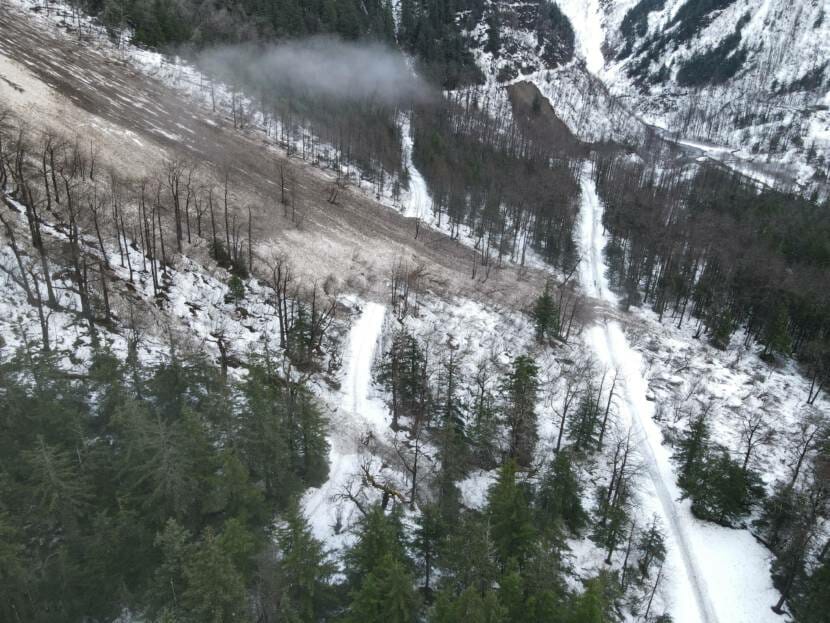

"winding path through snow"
[343,302,388,428]
[576,163,781,623]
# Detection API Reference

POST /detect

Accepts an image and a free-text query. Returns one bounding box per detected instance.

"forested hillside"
[1,0,829,622]
[595,157,830,369]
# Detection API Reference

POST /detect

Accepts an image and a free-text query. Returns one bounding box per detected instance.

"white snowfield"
[554,0,605,76]
[576,163,782,623]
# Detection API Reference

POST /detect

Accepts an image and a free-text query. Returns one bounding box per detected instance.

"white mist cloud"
[197,37,433,105]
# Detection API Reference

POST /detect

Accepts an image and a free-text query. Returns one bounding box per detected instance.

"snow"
[399,112,435,222]
[653,128,789,190]
[302,301,389,549]
[458,469,497,510]
[594,0,830,193]
[576,163,783,623]
[342,301,389,433]
[0,191,293,370]
[3,1,823,613]
[553,0,605,75]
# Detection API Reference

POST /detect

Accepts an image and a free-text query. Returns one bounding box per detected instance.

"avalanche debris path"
[576,162,784,623]
[577,162,717,623]
[344,302,388,428]
[0,3,546,306]
[399,113,435,223]
[302,302,387,547]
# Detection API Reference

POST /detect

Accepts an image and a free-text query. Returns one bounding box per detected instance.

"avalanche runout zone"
[577,163,717,623]
[302,302,388,548]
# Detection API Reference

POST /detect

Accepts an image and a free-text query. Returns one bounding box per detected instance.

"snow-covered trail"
[576,164,781,623]
[343,302,388,427]
[578,164,715,623]
[646,124,792,190]
[302,302,388,547]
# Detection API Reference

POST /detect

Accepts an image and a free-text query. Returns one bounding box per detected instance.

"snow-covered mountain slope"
[469,0,829,192]
[0,0,551,308]
[592,0,830,192]
[2,2,827,621]
[464,0,648,145]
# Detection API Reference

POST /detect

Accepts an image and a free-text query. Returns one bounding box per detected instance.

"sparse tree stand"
[596,369,619,450]
[770,481,827,615]
[12,136,58,309]
[636,517,666,584]
[0,210,50,350]
[412,505,442,594]
[738,410,773,472]
[378,329,430,431]
[643,562,664,621]
[62,167,99,347]
[554,360,585,452]
[674,407,765,526]
[594,431,635,564]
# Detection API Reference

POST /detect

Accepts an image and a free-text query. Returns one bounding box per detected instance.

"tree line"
[593,155,830,401]
[591,153,830,619]
[0,108,337,371]
[412,88,584,273]
[78,0,396,48]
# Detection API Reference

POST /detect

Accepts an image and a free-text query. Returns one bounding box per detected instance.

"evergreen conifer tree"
[536,450,587,535]
[487,460,536,568]
[272,502,336,621]
[346,504,410,585]
[430,587,504,623]
[502,355,539,467]
[674,411,710,497]
[348,554,420,623]
[531,281,559,343]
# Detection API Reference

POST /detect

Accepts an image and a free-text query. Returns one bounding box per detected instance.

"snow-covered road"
[647,125,793,191]
[576,163,781,623]
[342,302,388,427]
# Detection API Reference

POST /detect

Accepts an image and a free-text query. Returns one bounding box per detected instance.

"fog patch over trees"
[196,36,435,106]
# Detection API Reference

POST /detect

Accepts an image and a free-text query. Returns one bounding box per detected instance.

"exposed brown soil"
[0,4,551,309]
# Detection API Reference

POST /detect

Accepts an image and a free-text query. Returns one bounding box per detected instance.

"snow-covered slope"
[589,0,830,191]
[464,0,647,145]
[302,301,390,550]
[470,0,829,191]
[554,0,606,75]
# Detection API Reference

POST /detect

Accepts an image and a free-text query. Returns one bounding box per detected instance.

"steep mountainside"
[472,0,829,192]
[597,0,830,192]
